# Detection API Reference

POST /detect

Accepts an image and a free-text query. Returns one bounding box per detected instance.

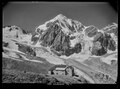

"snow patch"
[70,38,79,47]
[100,53,117,65]
[19,34,33,45]
[35,49,65,65]
[3,47,26,55]
[19,54,43,63]
[2,52,10,58]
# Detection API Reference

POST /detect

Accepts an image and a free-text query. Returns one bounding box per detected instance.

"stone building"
[48,65,74,76]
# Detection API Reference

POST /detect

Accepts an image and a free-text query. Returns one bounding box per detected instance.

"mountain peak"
[57,14,65,17]
[54,14,67,20]
[35,14,85,36]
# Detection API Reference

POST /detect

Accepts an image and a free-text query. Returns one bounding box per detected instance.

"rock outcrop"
[90,26,117,56]
[35,15,84,56]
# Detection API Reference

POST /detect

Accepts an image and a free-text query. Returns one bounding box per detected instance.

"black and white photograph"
[2,1,118,84]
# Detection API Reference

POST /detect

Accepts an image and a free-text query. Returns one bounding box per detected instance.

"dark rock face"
[91,46,107,56]
[39,22,82,56]
[84,26,95,34]
[22,29,28,34]
[66,21,76,32]
[36,28,44,34]
[107,39,116,51]
[31,33,39,44]
[96,33,111,48]
[3,42,9,47]
[74,43,82,53]
[17,43,36,56]
[52,34,82,56]
[93,32,103,42]
[40,24,61,47]
[52,31,82,56]
[77,24,84,32]
[87,27,98,37]
[91,32,117,56]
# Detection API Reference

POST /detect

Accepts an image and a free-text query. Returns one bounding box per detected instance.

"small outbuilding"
[48,65,74,76]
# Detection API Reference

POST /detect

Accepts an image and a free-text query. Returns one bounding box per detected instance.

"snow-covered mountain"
[36,14,85,35]
[2,14,118,65]
[2,14,118,84]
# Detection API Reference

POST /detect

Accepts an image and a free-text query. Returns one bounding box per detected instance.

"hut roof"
[49,65,67,71]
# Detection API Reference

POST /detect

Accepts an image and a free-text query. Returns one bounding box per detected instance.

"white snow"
[36,24,48,33]
[60,51,91,62]
[3,25,33,48]
[3,51,43,63]
[19,34,33,45]
[19,54,43,63]
[36,14,80,36]
[3,25,24,40]
[33,41,42,47]
[61,28,70,35]
[60,33,93,62]
[7,52,19,58]
[54,14,67,21]
[70,38,78,47]
[110,33,118,44]
[35,49,65,65]
[3,52,22,62]
[69,32,85,47]
[34,34,40,37]
[2,52,10,58]
[35,14,67,34]
[67,19,72,26]
[100,53,117,65]
[3,47,26,55]
[2,51,22,61]
[29,59,43,63]
[8,41,19,50]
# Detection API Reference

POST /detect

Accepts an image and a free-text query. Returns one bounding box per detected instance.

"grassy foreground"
[2,57,86,84]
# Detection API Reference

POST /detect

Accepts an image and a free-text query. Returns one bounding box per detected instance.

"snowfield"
[35,49,65,65]
[100,53,117,65]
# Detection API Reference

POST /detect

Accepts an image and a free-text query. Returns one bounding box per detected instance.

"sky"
[3,2,118,33]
